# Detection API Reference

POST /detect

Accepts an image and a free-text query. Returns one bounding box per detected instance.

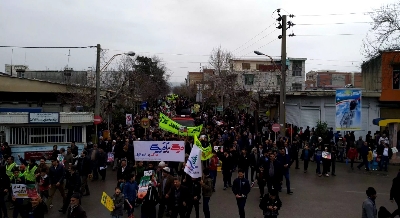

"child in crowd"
[372,149,378,171]
[346,146,358,170]
[37,168,50,202]
[111,187,124,218]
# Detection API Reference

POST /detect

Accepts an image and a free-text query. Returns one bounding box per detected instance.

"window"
[276,75,281,86]
[242,63,250,70]
[292,61,302,76]
[244,74,254,85]
[292,83,302,90]
[393,65,400,90]
[10,126,83,145]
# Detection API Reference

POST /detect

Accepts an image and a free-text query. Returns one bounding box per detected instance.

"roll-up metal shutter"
[324,106,336,129]
[286,104,301,127]
[300,107,320,129]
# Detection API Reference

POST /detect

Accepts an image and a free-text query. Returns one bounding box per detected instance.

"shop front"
[0,112,93,163]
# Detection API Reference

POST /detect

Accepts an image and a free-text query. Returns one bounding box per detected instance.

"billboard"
[335,89,362,131]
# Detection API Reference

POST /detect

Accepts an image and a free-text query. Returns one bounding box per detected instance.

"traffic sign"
[94,115,102,125]
[141,118,150,129]
[272,123,280,133]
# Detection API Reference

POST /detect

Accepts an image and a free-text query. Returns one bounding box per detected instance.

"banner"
[159,113,202,137]
[134,141,185,162]
[126,114,133,126]
[100,192,114,212]
[184,145,202,178]
[137,170,154,199]
[11,184,38,198]
[335,89,362,131]
[194,135,213,160]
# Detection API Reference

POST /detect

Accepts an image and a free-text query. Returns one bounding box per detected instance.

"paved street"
[43,162,399,218]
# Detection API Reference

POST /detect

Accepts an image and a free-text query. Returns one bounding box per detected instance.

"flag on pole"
[184,145,202,178]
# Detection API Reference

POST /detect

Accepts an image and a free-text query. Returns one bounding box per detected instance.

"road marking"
[345,191,389,195]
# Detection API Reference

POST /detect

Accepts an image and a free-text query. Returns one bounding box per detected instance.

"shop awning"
[373,118,400,126]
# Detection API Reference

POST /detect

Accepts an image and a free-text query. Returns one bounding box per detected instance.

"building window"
[276,75,281,86]
[394,65,400,90]
[244,74,255,85]
[10,126,82,145]
[292,61,302,76]
[292,83,302,90]
[242,63,251,70]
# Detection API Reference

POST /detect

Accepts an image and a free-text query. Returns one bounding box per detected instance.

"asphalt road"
[42,161,399,218]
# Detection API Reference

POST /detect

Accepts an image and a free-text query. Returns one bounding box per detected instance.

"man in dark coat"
[169,177,189,218]
[263,153,283,193]
[60,165,81,214]
[67,193,87,218]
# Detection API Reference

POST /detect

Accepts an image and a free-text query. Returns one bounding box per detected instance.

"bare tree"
[363,2,400,58]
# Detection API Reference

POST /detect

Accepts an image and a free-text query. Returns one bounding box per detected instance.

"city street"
[43,161,399,218]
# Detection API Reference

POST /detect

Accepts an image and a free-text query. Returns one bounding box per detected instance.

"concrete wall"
[362,56,382,91]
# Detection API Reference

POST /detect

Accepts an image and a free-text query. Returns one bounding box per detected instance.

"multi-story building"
[305,70,362,90]
[230,57,307,92]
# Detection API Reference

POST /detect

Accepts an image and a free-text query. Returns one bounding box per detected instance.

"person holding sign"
[141,181,159,218]
[10,167,27,218]
[111,187,124,218]
[123,174,138,218]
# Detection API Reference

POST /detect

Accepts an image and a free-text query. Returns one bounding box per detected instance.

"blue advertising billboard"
[335,89,362,131]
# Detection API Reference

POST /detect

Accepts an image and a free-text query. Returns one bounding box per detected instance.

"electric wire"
[232,23,275,52]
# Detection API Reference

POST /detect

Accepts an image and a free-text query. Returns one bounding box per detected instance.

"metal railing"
[10,126,83,145]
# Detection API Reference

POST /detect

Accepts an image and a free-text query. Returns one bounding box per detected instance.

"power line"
[232,23,275,52]
[0,46,94,48]
[294,34,361,36]
[236,29,279,56]
[296,21,372,25]
[242,38,279,57]
[297,12,370,16]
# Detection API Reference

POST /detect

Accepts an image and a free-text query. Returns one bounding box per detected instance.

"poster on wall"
[335,89,362,131]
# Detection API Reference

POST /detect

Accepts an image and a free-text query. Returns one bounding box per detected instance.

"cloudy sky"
[0,0,397,84]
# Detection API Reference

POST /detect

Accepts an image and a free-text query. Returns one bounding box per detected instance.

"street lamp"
[95,48,135,142]
[254,50,286,137]
[100,51,136,72]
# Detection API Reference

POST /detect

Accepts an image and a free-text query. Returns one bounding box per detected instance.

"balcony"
[0,112,94,124]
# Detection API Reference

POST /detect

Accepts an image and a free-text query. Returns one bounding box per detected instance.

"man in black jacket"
[263,153,283,194]
[169,177,189,218]
[48,159,66,209]
[60,165,81,214]
[217,151,233,190]
[117,159,131,188]
[232,169,251,218]
[238,148,251,180]
[141,182,159,218]
[78,151,91,196]
[185,177,201,218]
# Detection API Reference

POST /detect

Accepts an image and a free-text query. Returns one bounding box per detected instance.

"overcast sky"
[0,0,397,84]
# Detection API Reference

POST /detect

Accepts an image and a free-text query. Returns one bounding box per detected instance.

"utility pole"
[279,15,287,137]
[95,44,101,143]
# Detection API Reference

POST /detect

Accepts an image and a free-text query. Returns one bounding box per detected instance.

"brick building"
[305,70,362,90]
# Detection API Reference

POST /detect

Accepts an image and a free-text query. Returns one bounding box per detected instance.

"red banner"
[24,151,53,160]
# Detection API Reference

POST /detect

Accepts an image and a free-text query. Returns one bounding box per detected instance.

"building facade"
[305,70,362,90]
[231,58,307,92]
[285,91,381,140]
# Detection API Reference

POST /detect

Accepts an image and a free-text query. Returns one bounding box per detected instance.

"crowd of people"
[0,95,399,218]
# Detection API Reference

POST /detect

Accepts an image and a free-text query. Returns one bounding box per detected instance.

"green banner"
[159,113,202,137]
[194,135,213,160]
